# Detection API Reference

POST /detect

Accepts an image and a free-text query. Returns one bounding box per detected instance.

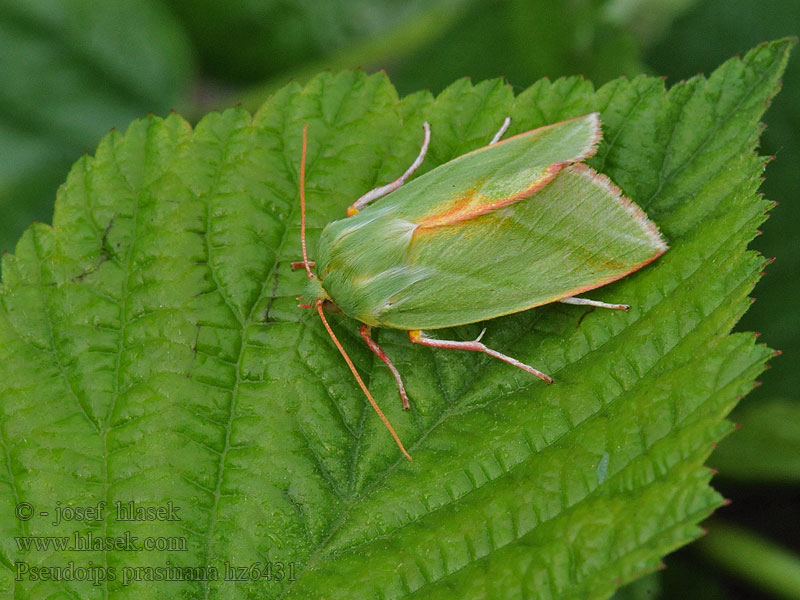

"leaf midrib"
[193,83,391,596]
[643,51,781,210]
[102,123,148,600]
[198,116,254,600]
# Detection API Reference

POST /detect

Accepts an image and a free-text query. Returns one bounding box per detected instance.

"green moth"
[295,113,668,460]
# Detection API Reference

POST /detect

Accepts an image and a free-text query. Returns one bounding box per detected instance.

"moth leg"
[489,116,512,145]
[559,297,630,311]
[360,325,410,410]
[346,122,431,217]
[290,260,315,270]
[408,329,553,384]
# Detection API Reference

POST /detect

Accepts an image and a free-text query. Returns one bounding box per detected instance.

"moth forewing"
[348,162,667,330]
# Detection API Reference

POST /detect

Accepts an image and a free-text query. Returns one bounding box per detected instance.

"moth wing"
[373,164,668,330]
[378,113,602,227]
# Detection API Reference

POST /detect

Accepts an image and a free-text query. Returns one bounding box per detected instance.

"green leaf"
[0,40,791,599]
[646,0,800,469]
[697,521,800,599]
[0,0,194,255]
[710,396,800,482]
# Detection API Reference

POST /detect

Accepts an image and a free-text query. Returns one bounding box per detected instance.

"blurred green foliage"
[0,0,193,255]
[0,1,796,598]
[161,0,446,82]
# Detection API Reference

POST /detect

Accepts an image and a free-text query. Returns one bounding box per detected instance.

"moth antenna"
[300,127,409,459]
[347,121,431,216]
[489,117,511,145]
[315,299,412,461]
[299,124,313,280]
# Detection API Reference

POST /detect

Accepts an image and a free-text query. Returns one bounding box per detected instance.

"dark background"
[1,1,797,597]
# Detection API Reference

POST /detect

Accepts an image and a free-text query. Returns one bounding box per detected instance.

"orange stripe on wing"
[415,162,564,230]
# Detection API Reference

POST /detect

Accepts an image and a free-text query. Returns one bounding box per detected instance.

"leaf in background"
[161,0,460,83]
[0,0,193,256]
[610,572,662,600]
[0,40,790,599]
[602,0,701,48]
[657,556,730,599]
[388,0,646,96]
[696,521,800,600]
[710,397,800,483]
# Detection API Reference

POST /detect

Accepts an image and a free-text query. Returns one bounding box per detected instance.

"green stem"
[697,520,800,600]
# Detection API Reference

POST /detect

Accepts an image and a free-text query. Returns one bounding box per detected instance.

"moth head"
[304,272,329,303]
